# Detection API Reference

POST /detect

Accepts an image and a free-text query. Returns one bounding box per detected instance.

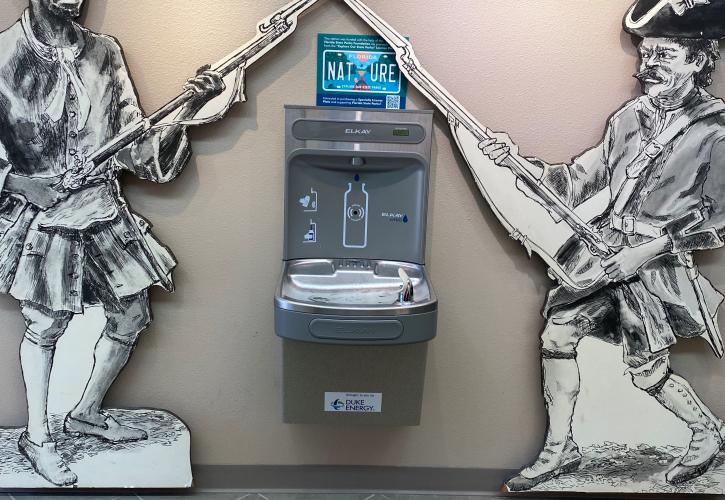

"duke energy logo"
[324,392,382,413]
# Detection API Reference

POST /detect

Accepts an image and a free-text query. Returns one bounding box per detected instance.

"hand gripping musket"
[344,0,613,291]
[59,0,321,191]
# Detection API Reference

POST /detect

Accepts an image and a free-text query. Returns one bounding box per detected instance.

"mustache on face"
[634,69,665,84]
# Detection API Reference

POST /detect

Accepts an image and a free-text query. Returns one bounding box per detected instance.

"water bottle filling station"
[276,106,436,425]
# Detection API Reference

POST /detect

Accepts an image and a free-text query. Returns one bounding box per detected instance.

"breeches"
[542,284,670,390]
[21,290,152,348]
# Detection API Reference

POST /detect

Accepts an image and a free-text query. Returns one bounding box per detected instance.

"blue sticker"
[317,33,408,110]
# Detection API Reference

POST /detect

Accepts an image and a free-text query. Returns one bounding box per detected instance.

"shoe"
[18,431,77,486]
[666,422,722,485]
[64,412,148,443]
[505,439,582,492]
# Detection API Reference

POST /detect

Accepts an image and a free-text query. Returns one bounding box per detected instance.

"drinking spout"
[398,268,414,304]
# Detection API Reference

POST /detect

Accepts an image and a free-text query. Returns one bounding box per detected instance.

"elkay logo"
[324,392,382,413]
[344,128,372,135]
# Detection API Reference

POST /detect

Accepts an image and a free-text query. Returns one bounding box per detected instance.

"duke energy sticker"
[324,392,382,412]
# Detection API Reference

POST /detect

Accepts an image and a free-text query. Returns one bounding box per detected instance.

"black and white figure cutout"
[0,0,319,489]
[0,0,224,488]
[345,0,725,494]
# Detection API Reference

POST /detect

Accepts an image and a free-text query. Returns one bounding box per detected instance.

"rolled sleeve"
[512,158,570,223]
[538,160,574,206]
[106,37,192,183]
[124,127,192,183]
[566,141,611,208]
[526,128,611,211]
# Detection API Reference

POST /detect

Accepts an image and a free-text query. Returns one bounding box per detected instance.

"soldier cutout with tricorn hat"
[479,0,725,491]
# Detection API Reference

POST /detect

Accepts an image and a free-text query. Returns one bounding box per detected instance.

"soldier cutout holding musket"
[480,0,725,490]
[0,0,227,486]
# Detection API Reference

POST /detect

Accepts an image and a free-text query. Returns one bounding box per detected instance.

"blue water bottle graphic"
[343,181,368,248]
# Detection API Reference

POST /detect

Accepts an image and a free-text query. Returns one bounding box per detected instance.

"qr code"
[385,95,401,109]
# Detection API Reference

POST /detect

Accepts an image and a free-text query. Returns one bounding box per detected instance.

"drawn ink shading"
[0,0,319,488]
[344,0,725,494]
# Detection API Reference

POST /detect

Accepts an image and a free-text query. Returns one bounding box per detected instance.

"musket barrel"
[87,89,197,169]
[64,0,320,189]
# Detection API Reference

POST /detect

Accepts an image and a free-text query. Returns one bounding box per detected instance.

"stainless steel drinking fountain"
[275,106,436,425]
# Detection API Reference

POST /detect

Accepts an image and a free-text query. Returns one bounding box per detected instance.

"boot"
[686,380,725,442]
[506,439,582,492]
[505,356,582,491]
[652,374,723,485]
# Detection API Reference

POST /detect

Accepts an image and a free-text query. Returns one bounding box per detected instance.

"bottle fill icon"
[343,182,368,248]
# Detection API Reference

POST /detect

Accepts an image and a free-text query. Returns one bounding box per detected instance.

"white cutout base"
[0,409,192,489]
[0,306,192,488]
[530,337,725,494]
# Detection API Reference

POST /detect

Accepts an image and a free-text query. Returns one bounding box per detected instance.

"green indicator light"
[393,128,410,137]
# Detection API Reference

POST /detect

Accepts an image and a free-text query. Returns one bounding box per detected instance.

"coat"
[0,10,191,313]
[541,89,725,351]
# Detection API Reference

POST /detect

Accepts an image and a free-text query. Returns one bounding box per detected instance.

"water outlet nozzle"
[398,268,414,304]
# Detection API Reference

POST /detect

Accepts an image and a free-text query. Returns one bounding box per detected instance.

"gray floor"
[2,488,722,499]
[1,495,521,500]
[0,495,632,500]
[1,493,720,499]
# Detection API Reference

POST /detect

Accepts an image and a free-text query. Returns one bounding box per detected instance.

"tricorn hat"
[624,0,725,38]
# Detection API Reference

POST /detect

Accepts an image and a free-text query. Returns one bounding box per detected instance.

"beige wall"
[0,0,724,469]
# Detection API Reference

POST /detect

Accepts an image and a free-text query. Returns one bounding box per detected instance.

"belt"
[610,213,664,238]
